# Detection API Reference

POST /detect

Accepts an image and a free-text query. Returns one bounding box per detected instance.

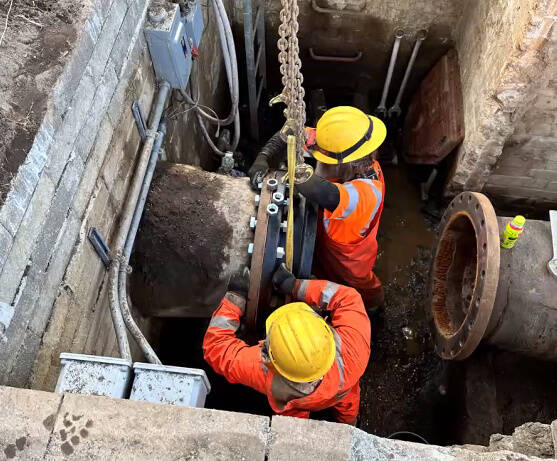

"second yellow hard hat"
[313,106,387,165]
[265,302,336,383]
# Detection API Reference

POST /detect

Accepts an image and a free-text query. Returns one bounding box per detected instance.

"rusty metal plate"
[403,49,464,165]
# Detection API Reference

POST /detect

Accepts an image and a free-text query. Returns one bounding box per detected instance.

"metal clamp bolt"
[272,192,284,205]
[249,216,257,229]
[258,182,263,190]
[248,243,254,254]
[267,178,278,192]
[276,247,285,259]
[280,221,288,232]
[267,203,279,216]
[254,195,260,207]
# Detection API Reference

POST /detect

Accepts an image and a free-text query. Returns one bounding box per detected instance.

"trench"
[130,19,557,448]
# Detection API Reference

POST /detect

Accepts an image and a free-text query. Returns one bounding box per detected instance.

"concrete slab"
[0,386,62,460]
[44,393,269,460]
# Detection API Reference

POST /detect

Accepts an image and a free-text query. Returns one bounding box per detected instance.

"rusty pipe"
[428,192,557,361]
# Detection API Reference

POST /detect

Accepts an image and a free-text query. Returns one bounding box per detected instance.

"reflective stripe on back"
[209,315,240,332]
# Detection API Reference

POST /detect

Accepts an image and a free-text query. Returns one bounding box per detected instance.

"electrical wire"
[170,0,240,157]
[387,431,429,445]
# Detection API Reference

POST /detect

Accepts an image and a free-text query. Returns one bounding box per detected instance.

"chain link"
[277,0,306,162]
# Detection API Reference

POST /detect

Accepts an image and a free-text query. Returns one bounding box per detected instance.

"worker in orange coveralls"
[203,265,371,425]
[248,106,387,311]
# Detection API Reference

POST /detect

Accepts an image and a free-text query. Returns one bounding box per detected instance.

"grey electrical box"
[130,363,211,407]
[145,1,192,89]
[183,0,204,49]
[55,353,133,398]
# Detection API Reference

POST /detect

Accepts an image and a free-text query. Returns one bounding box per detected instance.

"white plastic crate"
[55,353,133,398]
[130,363,211,407]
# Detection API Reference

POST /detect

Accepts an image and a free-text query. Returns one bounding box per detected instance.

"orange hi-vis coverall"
[203,280,371,424]
[315,159,385,307]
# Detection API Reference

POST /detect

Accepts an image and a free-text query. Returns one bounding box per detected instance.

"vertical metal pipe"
[376,28,404,118]
[388,29,427,118]
[108,81,170,362]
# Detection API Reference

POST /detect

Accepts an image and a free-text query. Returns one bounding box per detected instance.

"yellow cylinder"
[501,215,526,249]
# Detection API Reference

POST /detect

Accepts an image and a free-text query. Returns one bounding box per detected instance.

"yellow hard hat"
[312,106,387,165]
[265,302,336,383]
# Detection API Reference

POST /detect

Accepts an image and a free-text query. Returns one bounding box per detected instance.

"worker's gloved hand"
[272,263,297,295]
[248,153,269,190]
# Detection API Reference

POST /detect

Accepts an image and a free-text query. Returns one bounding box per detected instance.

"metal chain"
[276,0,306,162]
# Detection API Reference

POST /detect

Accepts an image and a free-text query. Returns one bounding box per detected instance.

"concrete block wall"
[484,23,557,213]
[0,385,553,460]
[447,0,557,203]
[0,0,156,389]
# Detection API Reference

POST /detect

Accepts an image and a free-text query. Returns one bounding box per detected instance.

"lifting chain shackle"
[275,0,307,162]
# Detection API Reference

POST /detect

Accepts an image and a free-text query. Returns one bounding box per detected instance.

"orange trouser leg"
[332,382,361,425]
[278,408,311,420]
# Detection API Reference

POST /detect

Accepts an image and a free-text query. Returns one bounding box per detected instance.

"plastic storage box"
[130,363,211,407]
[55,353,133,398]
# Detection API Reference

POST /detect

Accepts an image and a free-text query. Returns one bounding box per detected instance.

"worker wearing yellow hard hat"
[203,264,371,424]
[248,106,387,312]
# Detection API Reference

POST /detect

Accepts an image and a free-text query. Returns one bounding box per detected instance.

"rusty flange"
[429,192,500,360]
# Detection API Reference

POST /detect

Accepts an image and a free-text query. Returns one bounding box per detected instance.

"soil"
[130,162,234,317]
[0,0,85,204]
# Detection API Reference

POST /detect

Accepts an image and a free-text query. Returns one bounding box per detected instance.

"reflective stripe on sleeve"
[355,178,383,236]
[209,315,240,332]
[338,183,359,220]
[296,279,310,301]
[319,281,340,309]
[332,328,345,394]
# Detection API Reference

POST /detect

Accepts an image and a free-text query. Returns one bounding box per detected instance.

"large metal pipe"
[429,192,557,361]
[129,163,254,317]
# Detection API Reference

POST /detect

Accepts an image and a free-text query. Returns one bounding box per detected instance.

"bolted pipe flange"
[276,247,285,260]
[249,216,257,229]
[429,192,500,361]
[267,178,278,192]
[272,192,284,205]
[267,203,279,216]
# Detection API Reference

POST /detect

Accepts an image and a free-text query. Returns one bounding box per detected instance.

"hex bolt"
[267,203,279,216]
[280,221,288,232]
[248,243,254,254]
[249,216,257,229]
[267,178,278,192]
[276,247,285,259]
[254,194,260,207]
[258,182,263,190]
[272,192,284,205]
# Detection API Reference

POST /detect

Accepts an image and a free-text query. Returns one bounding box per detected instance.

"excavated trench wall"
[235,0,557,211]
[0,0,228,391]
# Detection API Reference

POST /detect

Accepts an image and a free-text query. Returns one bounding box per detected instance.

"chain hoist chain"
[276,0,306,162]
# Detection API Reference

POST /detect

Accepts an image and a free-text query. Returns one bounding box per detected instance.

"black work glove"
[248,153,269,191]
[272,263,297,295]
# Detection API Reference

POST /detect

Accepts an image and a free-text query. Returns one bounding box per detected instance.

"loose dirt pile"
[0,0,87,203]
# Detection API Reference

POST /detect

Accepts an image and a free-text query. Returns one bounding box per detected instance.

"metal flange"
[429,192,500,360]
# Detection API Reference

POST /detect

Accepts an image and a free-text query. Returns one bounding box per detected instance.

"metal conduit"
[108,81,170,363]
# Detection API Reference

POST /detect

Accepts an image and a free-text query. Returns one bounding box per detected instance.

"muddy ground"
[0,0,86,203]
[152,164,557,446]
